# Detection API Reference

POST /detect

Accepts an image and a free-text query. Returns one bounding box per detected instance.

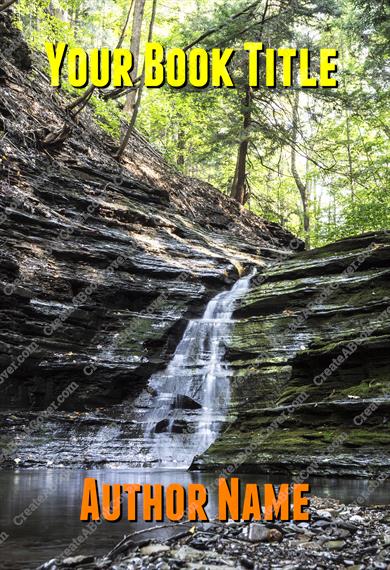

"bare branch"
[0,0,18,13]
[115,0,158,159]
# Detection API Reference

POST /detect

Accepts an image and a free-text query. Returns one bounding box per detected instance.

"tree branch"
[0,0,18,13]
[115,0,158,159]
[66,0,135,112]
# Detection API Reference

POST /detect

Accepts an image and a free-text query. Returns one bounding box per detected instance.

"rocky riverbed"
[38,497,390,570]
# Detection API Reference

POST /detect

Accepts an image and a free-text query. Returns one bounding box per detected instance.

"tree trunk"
[230,0,269,207]
[124,0,146,115]
[67,0,134,113]
[346,110,355,203]
[312,175,321,245]
[0,0,18,12]
[177,127,185,169]
[231,84,251,206]
[291,91,310,249]
[116,0,157,159]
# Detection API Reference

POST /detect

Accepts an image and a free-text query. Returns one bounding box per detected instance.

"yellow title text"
[45,42,338,89]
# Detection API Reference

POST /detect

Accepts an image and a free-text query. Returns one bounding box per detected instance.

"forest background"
[9,0,389,248]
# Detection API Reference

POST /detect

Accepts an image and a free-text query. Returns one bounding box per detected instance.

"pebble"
[316,510,333,521]
[246,523,269,542]
[313,520,332,528]
[350,515,365,524]
[337,521,359,532]
[189,537,213,551]
[140,544,171,555]
[335,528,352,539]
[240,555,254,569]
[246,523,282,543]
[323,539,346,551]
[383,534,390,546]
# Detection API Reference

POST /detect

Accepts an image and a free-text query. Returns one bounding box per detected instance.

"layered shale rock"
[0,13,296,467]
[193,232,390,476]
[2,14,388,474]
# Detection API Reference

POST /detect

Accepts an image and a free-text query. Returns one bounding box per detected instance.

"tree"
[291,91,310,248]
[116,0,158,159]
[230,84,251,205]
[124,0,147,115]
[0,0,18,13]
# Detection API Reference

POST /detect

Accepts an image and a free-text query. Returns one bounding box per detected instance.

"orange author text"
[80,478,310,522]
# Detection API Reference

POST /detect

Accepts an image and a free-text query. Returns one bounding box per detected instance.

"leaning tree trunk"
[124,0,146,115]
[230,0,269,206]
[291,91,310,249]
[67,0,135,113]
[346,109,355,203]
[116,0,157,159]
[231,84,251,206]
[0,0,18,12]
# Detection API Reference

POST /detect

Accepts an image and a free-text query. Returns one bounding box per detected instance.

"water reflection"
[0,469,389,569]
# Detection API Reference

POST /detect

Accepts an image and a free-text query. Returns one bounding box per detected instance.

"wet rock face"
[173,395,202,410]
[193,232,390,476]
[0,20,297,466]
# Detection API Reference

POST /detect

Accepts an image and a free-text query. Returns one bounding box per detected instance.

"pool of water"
[0,469,389,570]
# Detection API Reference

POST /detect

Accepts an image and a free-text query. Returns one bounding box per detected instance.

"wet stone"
[316,510,334,521]
[350,515,365,525]
[323,539,346,550]
[240,555,255,569]
[335,528,351,539]
[245,523,283,543]
[140,544,171,555]
[383,534,390,546]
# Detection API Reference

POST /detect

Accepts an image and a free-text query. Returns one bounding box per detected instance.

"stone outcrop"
[0,12,296,467]
[192,232,390,476]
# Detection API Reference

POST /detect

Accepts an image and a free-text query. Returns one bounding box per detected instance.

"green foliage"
[89,96,122,139]
[15,0,389,247]
[17,0,75,48]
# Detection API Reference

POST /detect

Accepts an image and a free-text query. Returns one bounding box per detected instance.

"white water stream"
[144,269,255,467]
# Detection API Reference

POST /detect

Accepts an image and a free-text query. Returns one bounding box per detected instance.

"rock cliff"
[0,12,296,466]
[192,232,390,476]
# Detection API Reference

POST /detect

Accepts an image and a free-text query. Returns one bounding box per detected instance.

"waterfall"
[144,269,255,467]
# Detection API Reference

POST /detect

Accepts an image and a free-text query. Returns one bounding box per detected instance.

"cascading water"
[144,269,255,467]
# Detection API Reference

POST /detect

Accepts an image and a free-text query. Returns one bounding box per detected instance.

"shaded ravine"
[0,12,298,469]
[141,270,255,467]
